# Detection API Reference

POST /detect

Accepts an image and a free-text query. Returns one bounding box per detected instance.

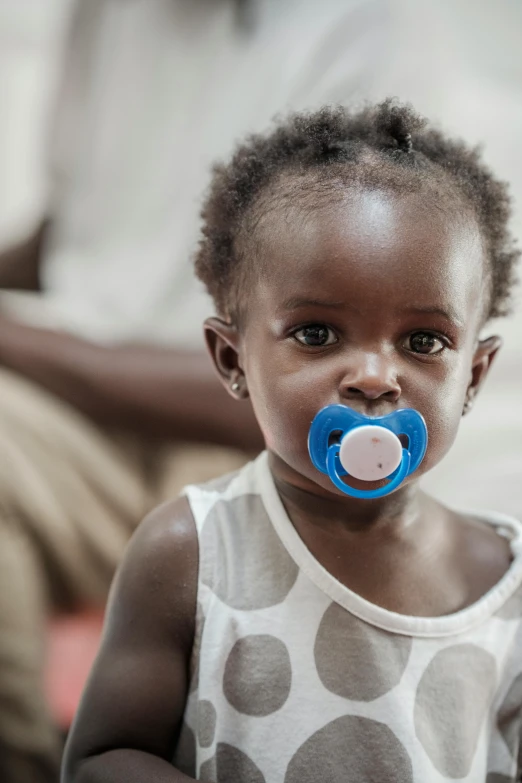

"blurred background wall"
[363,0,522,519]
[0,0,520,516]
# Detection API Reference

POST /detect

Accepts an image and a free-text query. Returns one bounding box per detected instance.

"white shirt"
[26,0,390,345]
[177,454,522,782]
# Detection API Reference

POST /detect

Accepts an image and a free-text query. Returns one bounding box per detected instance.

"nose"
[339,351,401,404]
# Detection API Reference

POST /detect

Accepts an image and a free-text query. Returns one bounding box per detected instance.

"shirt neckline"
[256,451,522,638]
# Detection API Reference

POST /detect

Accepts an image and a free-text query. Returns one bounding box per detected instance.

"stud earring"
[231,381,240,393]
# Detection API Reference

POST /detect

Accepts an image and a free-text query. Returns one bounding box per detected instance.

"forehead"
[251,186,486,322]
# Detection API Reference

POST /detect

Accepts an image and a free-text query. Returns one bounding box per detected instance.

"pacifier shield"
[339,425,403,481]
[308,404,427,499]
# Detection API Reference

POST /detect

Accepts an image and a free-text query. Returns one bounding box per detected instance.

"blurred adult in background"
[0,0,391,779]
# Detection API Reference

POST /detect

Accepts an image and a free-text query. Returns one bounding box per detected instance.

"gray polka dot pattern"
[173,722,196,779]
[199,755,216,782]
[202,743,266,783]
[414,644,497,778]
[197,700,217,749]
[179,457,522,783]
[285,716,413,783]
[315,602,412,701]
[200,495,299,610]
[223,635,292,716]
[497,672,522,758]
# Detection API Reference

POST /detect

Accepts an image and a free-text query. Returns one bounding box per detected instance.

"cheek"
[244,345,331,459]
[414,364,468,472]
[422,401,460,470]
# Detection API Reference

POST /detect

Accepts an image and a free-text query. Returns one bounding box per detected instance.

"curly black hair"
[195,99,519,322]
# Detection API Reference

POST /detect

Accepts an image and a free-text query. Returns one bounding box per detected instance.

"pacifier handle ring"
[326,445,411,499]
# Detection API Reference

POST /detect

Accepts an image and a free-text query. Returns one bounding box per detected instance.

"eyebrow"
[282,298,461,320]
[281,296,348,311]
[405,306,464,326]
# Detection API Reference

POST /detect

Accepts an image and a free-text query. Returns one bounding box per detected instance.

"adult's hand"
[0,220,48,290]
[0,313,263,451]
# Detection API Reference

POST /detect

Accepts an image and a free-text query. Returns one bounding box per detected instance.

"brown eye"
[406,332,445,355]
[294,325,337,347]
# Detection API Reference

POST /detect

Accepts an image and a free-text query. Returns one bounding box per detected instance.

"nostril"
[345,387,400,401]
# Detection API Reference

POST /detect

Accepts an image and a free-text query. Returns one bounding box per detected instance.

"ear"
[463,334,502,415]
[204,317,249,400]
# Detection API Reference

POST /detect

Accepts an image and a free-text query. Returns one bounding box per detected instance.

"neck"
[268,450,424,537]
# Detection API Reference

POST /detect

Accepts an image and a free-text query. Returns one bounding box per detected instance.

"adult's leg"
[0,368,151,782]
[153,441,251,503]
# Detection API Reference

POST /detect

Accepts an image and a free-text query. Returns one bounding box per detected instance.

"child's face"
[212,186,499,497]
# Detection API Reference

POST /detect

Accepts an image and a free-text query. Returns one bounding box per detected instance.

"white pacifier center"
[338,425,403,482]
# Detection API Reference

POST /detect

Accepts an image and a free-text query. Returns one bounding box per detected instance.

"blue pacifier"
[308,405,427,499]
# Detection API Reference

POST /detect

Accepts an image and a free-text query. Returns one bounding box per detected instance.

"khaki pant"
[0,367,248,782]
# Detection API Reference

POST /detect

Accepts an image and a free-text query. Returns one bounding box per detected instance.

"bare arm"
[0,220,48,290]
[0,315,263,450]
[62,497,199,783]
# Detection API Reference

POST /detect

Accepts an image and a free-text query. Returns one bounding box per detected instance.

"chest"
[177,574,522,783]
[290,519,511,618]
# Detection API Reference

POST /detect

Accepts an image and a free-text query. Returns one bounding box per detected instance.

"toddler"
[64,100,521,783]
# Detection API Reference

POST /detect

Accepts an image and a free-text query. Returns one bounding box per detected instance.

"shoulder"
[456,511,512,563]
[110,495,198,646]
[134,494,197,553]
[451,509,513,597]
[129,495,198,576]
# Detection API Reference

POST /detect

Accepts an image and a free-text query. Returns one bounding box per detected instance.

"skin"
[0,224,262,451]
[62,184,511,781]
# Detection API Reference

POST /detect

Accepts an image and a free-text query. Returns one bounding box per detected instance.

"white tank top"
[174,452,522,782]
